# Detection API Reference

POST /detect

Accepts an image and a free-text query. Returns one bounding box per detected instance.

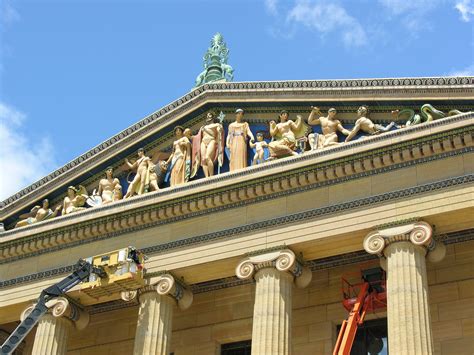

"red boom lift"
[333,267,387,355]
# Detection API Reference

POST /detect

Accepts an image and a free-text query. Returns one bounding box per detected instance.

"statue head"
[357,106,369,117]
[105,166,113,178]
[137,148,145,157]
[328,108,337,119]
[206,112,216,123]
[235,108,244,121]
[42,199,49,209]
[256,132,265,142]
[67,186,76,198]
[279,110,289,122]
[174,125,184,138]
[184,128,192,139]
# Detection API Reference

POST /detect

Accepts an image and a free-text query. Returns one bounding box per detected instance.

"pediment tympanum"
[0,77,473,245]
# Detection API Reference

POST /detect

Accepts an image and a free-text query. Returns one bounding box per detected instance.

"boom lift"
[1,247,146,355]
[333,267,387,355]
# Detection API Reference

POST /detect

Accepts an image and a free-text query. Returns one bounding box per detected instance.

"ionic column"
[133,274,193,355]
[363,221,446,355]
[23,297,89,355]
[236,249,312,355]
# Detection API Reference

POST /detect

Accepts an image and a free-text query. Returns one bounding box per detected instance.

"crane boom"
[0,259,106,355]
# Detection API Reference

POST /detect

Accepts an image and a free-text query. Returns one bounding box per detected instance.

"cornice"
[0,117,472,263]
[1,76,473,216]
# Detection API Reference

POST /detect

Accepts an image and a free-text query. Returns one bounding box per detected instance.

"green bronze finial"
[194,33,234,88]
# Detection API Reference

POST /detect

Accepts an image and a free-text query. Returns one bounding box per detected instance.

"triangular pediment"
[1,76,473,232]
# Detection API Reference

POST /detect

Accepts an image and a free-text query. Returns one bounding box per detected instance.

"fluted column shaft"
[31,314,71,355]
[252,268,293,355]
[133,292,174,355]
[235,249,312,355]
[363,221,446,355]
[385,241,433,354]
[132,274,193,355]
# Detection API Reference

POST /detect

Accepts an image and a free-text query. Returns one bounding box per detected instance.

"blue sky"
[0,0,473,200]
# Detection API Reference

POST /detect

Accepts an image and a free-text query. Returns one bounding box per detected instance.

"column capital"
[235,248,312,288]
[21,297,89,330]
[137,273,193,310]
[363,221,446,263]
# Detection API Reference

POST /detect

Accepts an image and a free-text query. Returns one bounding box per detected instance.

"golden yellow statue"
[249,132,268,165]
[268,110,306,159]
[345,106,398,142]
[62,186,88,215]
[124,148,158,198]
[97,166,122,204]
[15,199,61,228]
[166,126,192,186]
[226,109,254,171]
[191,112,224,178]
[307,107,350,149]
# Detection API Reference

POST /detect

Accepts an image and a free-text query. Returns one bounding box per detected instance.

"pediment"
[1,76,473,231]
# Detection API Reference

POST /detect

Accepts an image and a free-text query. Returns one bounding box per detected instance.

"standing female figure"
[226,108,255,171]
[167,126,192,186]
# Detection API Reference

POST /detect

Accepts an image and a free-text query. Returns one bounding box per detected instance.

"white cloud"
[265,0,279,16]
[0,103,58,201]
[447,64,474,76]
[286,0,367,47]
[0,0,20,26]
[455,0,474,21]
[378,0,439,31]
[378,0,437,15]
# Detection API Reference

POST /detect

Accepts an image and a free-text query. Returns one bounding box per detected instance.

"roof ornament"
[194,33,234,88]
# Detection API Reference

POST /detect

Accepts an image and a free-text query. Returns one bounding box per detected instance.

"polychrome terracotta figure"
[15,199,61,228]
[97,166,122,204]
[268,110,306,158]
[62,186,88,215]
[124,148,156,198]
[226,109,254,171]
[166,126,192,186]
[307,107,350,149]
[191,112,224,178]
[249,132,268,165]
[345,106,398,142]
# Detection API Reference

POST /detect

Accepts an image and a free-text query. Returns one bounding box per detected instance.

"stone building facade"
[0,76,473,354]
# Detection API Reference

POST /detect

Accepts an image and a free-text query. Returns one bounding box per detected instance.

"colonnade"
[23,221,445,355]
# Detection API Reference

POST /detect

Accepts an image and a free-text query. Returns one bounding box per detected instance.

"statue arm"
[269,121,277,137]
[245,123,255,142]
[337,121,350,135]
[290,115,303,131]
[345,122,360,142]
[307,108,322,126]
[125,159,136,170]
[97,182,103,197]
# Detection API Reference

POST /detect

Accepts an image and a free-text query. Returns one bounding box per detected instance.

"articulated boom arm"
[0,260,106,355]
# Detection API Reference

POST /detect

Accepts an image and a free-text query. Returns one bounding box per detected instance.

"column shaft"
[385,241,433,355]
[31,314,70,355]
[252,268,293,355]
[133,292,174,355]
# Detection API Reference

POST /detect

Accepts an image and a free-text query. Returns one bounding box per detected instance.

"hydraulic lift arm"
[0,259,106,355]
